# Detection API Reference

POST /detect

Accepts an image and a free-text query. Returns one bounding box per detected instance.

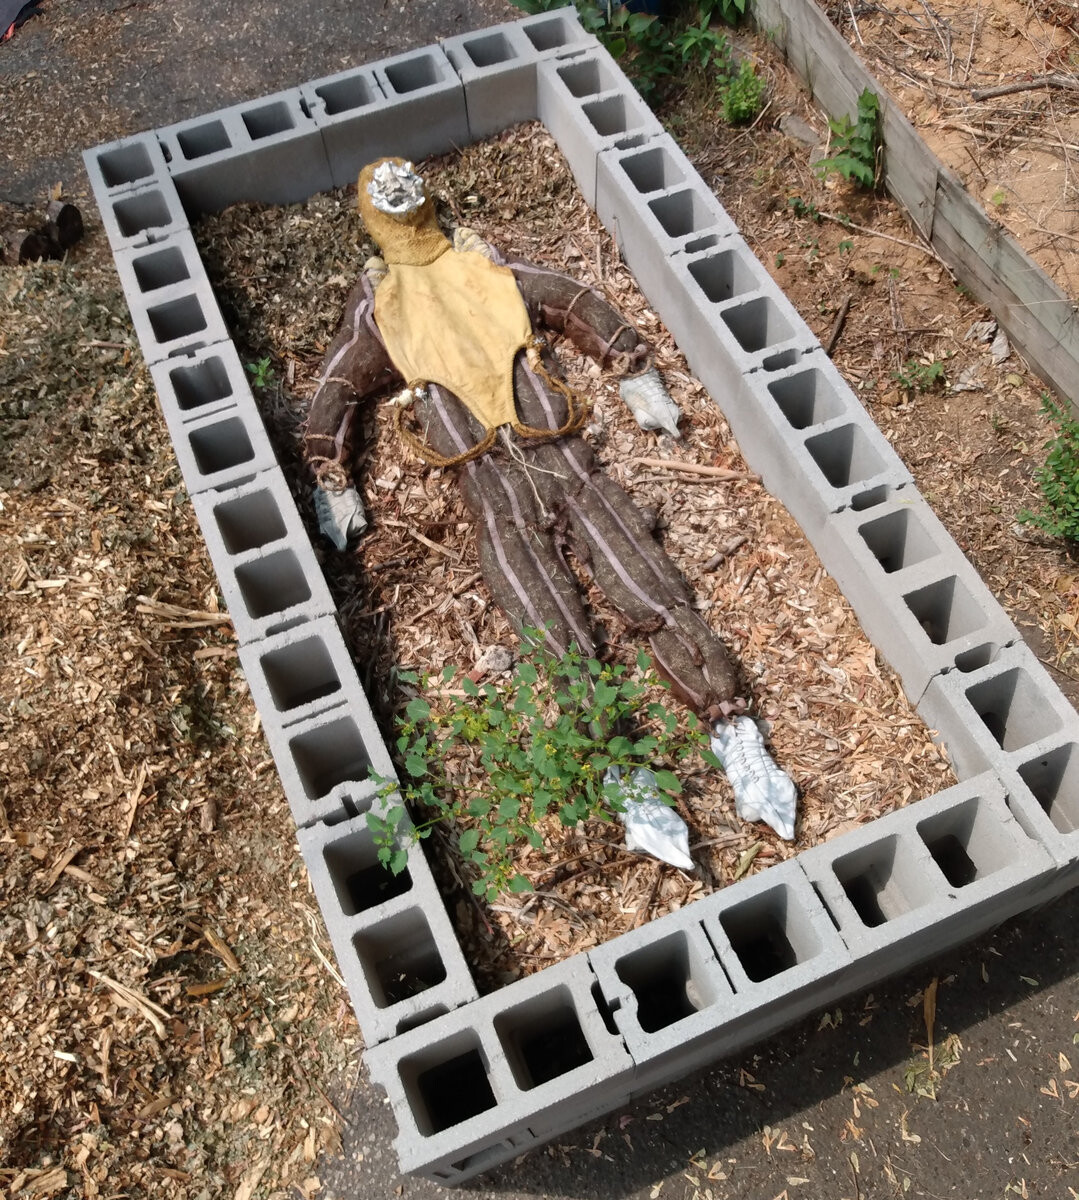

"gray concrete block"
[589,860,850,1082]
[799,773,1060,993]
[299,64,393,191]
[148,341,254,427]
[596,135,738,303]
[369,47,471,169]
[726,355,913,537]
[189,469,336,645]
[918,641,1079,782]
[660,242,819,388]
[816,489,1022,702]
[82,132,171,198]
[441,22,541,141]
[537,51,663,207]
[364,955,633,1182]
[162,398,279,496]
[515,8,601,59]
[298,810,477,1048]
[96,179,189,253]
[158,88,334,215]
[113,231,230,364]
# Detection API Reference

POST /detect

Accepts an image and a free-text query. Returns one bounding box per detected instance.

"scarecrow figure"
[304,158,796,842]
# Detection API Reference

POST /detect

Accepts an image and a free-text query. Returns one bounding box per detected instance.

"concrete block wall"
[83,7,1078,1184]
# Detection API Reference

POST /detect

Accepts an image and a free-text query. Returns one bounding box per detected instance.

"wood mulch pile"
[1,15,1072,1197]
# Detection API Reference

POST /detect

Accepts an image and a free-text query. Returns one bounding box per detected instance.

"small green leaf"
[508,874,533,894]
[653,769,682,795]
[458,829,481,855]
[405,697,431,722]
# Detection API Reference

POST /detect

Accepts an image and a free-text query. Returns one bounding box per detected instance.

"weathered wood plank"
[750,0,1079,408]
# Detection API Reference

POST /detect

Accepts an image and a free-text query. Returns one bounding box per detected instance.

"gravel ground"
[2,2,1076,1197]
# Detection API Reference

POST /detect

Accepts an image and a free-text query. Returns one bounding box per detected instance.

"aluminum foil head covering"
[366,159,426,216]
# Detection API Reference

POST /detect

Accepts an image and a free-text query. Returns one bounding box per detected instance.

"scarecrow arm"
[509,258,651,375]
[304,274,399,490]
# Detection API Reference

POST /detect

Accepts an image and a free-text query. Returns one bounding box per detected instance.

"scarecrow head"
[357,157,449,266]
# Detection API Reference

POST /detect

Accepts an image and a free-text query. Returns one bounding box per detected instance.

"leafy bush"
[509,1,745,103]
[368,640,718,901]
[720,57,765,124]
[815,88,881,189]
[892,358,945,395]
[1017,394,1079,550]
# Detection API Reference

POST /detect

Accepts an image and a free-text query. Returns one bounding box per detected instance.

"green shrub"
[720,57,765,124]
[1017,394,1079,550]
[815,88,881,190]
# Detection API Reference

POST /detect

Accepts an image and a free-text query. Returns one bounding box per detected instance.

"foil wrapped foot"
[619,367,682,438]
[605,765,694,871]
[313,484,368,550]
[710,716,798,841]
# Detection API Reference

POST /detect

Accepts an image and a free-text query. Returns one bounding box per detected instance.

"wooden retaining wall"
[751,0,1079,410]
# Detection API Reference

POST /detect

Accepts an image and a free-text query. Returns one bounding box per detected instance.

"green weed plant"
[815,88,882,190]
[368,640,718,901]
[1017,394,1079,551]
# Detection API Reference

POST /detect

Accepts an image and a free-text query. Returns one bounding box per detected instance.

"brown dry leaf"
[924,976,939,1074]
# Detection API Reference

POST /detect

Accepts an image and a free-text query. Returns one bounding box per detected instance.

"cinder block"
[537,51,663,207]
[113,230,230,364]
[918,641,1079,781]
[588,861,850,1091]
[365,955,632,1182]
[82,132,171,198]
[161,399,279,496]
[724,354,913,537]
[815,489,1022,701]
[148,341,255,426]
[657,245,818,402]
[158,88,333,215]
[515,8,601,58]
[299,64,393,191]
[596,135,738,301]
[368,47,470,169]
[298,811,477,1048]
[799,773,1059,992]
[190,470,336,645]
[441,22,541,141]
[97,179,189,252]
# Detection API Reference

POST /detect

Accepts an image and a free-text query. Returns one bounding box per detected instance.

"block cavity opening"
[721,295,794,354]
[767,366,846,430]
[147,294,207,344]
[132,245,191,292]
[582,94,641,138]
[719,883,821,982]
[916,797,1011,887]
[96,142,155,188]
[383,55,441,94]
[213,488,287,553]
[315,73,377,115]
[353,908,447,1008]
[903,575,988,646]
[619,144,686,194]
[401,1035,497,1136]
[557,56,618,98]
[858,507,939,573]
[494,984,594,1090]
[461,31,515,67]
[243,100,295,140]
[523,12,580,50]
[615,929,721,1033]
[322,825,411,917]
[113,190,173,238]
[964,666,1062,752]
[804,423,886,489]
[260,634,342,713]
[176,120,231,160]
[188,415,254,475]
[1018,743,1079,835]
[234,548,312,618]
[169,356,233,412]
[831,834,928,927]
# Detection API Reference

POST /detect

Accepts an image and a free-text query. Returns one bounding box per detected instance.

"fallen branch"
[824,294,853,357]
[632,457,760,481]
[972,74,1079,102]
[818,210,943,263]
